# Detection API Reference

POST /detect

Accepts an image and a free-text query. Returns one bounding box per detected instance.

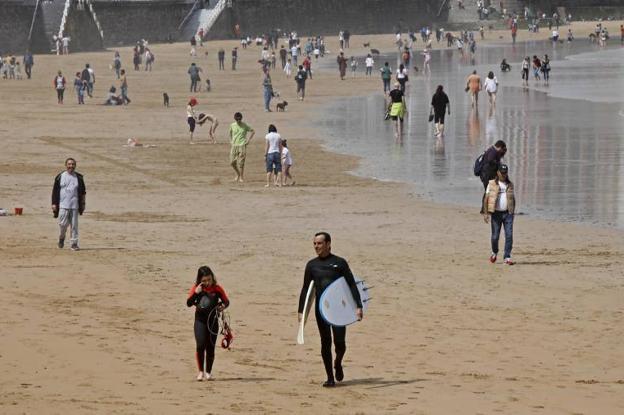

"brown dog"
[276,101,288,112]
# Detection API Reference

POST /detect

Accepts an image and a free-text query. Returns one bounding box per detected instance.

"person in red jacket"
[53,70,66,104]
[186,266,229,381]
[302,55,312,79]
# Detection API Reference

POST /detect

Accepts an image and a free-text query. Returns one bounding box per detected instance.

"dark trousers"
[218,58,224,70]
[194,317,218,373]
[315,307,346,381]
[383,78,391,92]
[25,64,32,79]
[491,211,514,259]
[56,88,64,103]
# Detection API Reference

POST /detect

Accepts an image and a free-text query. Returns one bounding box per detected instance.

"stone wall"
[225,0,441,37]
[93,1,195,46]
[0,2,48,54]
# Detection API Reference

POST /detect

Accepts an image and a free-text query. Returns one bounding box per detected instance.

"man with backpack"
[475,140,506,189]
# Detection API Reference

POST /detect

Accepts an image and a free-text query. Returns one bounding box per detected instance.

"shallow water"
[318,40,624,228]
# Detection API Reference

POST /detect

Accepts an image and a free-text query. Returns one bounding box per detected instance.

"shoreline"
[312,34,624,230]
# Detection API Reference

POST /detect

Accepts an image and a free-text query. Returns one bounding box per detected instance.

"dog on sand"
[276,101,288,112]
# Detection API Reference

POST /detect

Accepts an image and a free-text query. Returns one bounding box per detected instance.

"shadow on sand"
[339,377,429,389]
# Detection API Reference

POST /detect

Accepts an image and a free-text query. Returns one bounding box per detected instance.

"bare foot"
[264,184,270,188]
[232,176,240,182]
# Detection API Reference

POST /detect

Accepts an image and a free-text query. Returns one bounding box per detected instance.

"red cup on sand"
[14,207,23,215]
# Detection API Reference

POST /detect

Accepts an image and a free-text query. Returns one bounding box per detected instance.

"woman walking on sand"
[532,55,542,81]
[430,85,450,137]
[541,54,551,84]
[337,52,348,80]
[396,64,408,93]
[53,70,66,104]
[389,81,406,140]
[422,48,431,77]
[521,57,530,86]
[484,71,498,108]
[186,266,229,381]
[466,70,481,109]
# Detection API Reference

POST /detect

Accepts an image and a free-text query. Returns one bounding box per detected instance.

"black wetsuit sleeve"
[187,293,198,307]
[341,259,363,308]
[298,262,313,313]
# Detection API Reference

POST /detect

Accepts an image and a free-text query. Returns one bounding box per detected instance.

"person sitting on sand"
[500,59,511,72]
[104,86,123,105]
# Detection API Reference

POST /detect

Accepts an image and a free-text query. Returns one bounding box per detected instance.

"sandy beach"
[1,22,623,414]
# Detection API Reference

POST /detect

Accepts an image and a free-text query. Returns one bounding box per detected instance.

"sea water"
[318,40,624,228]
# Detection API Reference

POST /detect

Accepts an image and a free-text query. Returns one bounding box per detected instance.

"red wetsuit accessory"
[220,313,234,349]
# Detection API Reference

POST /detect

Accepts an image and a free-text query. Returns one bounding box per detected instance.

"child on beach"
[284,58,292,78]
[281,139,295,186]
[15,62,22,80]
[187,97,198,143]
[350,57,358,77]
[73,72,83,104]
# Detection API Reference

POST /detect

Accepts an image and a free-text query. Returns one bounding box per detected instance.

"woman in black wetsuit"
[187,266,229,381]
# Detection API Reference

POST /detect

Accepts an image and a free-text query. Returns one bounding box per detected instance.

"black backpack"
[473,151,486,176]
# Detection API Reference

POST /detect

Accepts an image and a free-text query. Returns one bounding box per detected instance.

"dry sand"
[1,22,623,414]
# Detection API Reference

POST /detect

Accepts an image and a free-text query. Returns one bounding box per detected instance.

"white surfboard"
[296,281,315,345]
[319,276,369,327]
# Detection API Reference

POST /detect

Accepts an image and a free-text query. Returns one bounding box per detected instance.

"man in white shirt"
[52,158,86,251]
[62,36,70,55]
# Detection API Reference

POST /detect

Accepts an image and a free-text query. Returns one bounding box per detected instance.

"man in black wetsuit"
[298,232,363,387]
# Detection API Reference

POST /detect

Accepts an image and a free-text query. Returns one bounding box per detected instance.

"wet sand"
[319,41,624,227]
[1,23,623,414]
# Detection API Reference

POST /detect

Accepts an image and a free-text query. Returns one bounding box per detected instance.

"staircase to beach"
[447,0,481,25]
[445,0,526,30]
[41,0,69,50]
[180,0,227,40]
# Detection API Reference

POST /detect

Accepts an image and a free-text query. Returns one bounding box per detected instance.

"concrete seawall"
[0,1,48,54]
[1,0,621,54]
[223,0,441,37]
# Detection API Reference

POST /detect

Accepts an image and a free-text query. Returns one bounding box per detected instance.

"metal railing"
[437,0,448,17]
[58,0,72,37]
[28,0,42,43]
[178,0,202,31]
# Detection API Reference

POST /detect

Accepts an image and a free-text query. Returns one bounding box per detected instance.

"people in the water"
[187,265,230,381]
[298,232,363,387]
